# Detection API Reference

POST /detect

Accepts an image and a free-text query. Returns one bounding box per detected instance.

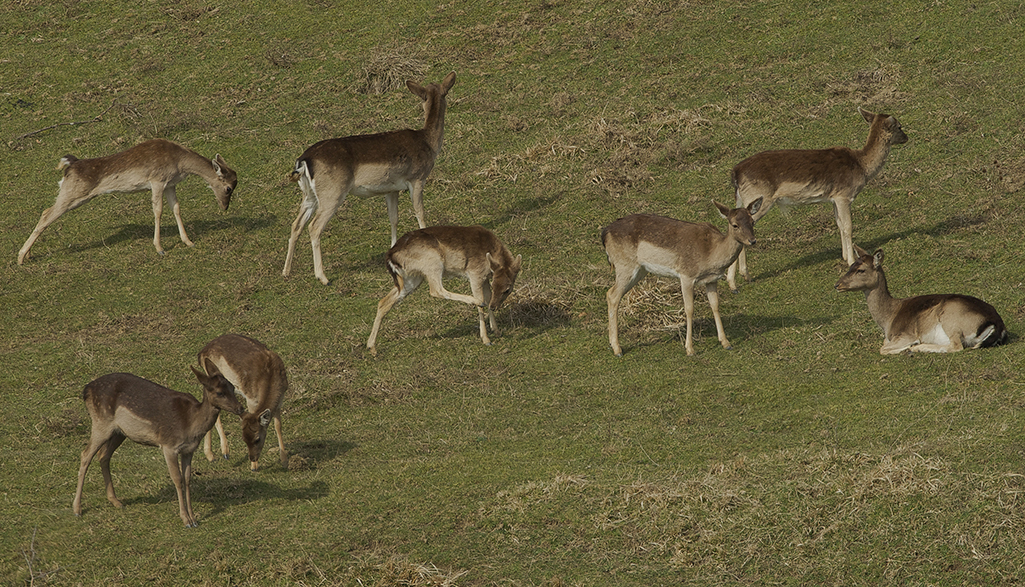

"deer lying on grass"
[198,334,289,471]
[283,72,457,285]
[727,108,908,292]
[72,364,244,528]
[835,245,1007,354]
[366,225,522,355]
[602,198,762,357]
[18,139,237,264]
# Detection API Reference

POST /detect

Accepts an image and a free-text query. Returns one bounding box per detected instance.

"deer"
[18,138,237,264]
[282,71,457,285]
[726,107,908,292]
[835,245,1007,354]
[366,225,522,355]
[602,198,762,357]
[198,334,289,471]
[72,364,245,528]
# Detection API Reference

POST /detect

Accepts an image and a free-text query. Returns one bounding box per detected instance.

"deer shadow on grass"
[613,312,836,355]
[62,214,277,256]
[749,212,990,282]
[122,477,331,522]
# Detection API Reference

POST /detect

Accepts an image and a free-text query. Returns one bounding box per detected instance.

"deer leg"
[150,182,168,255]
[163,447,195,527]
[680,279,697,356]
[727,249,746,294]
[18,184,95,264]
[273,415,288,470]
[833,198,855,266]
[469,278,493,345]
[73,434,110,516]
[706,282,732,350]
[203,414,229,461]
[385,192,400,246]
[367,273,422,354]
[164,185,194,247]
[306,194,345,286]
[283,188,319,278]
[424,272,482,306]
[606,265,647,356]
[409,180,427,230]
[98,434,127,509]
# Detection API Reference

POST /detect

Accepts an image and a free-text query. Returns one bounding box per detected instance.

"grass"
[3,0,1025,585]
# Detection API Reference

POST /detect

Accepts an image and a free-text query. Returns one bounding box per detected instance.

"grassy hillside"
[2,0,1024,585]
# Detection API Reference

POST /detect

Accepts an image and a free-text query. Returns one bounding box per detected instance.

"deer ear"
[873,249,885,268]
[258,409,272,428]
[859,107,876,123]
[406,80,428,100]
[442,71,456,91]
[211,155,223,175]
[853,244,869,259]
[713,201,730,219]
[190,364,207,382]
[747,197,763,217]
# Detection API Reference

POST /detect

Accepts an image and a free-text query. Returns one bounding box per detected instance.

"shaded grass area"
[3,0,1025,585]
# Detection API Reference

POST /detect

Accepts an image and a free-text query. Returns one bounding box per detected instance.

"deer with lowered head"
[283,71,457,285]
[835,245,1007,354]
[18,138,237,264]
[72,363,244,528]
[602,198,762,357]
[198,334,289,471]
[727,107,908,292]
[366,225,522,355]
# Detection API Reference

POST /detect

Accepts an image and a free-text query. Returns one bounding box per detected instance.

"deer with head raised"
[18,138,236,264]
[366,225,522,355]
[727,107,908,292]
[602,198,762,357]
[835,245,1007,354]
[72,364,244,528]
[198,334,289,471]
[283,71,457,285]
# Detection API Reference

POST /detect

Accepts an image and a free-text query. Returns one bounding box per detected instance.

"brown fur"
[602,199,761,356]
[283,72,457,285]
[727,108,908,291]
[18,139,237,264]
[835,246,1007,354]
[198,334,289,471]
[72,365,244,527]
[366,225,522,354]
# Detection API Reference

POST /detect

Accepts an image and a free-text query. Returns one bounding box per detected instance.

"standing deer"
[283,71,457,285]
[366,225,522,355]
[835,245,1007,354]
[18,138,237,264]
[198,334,289,471]
[727,108,908,292]
[602,198,762,356]
[72,365,244,528]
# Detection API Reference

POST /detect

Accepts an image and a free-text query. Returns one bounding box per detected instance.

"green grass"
[3,0,1025,585]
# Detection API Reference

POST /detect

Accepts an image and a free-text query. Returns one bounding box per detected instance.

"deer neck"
[862,272,900,334]
[420,97,448,154]
[179,149,219,184]
[855,124,892,181]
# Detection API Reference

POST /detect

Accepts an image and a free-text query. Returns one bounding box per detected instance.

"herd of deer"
[29,72,1006,526]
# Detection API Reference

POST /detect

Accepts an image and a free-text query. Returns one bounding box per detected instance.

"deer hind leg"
[163,185,194,248]
[72,430,118,516]
[18,181,95,264]
[705,282,732,351]
[366,272,423,354]
[283,186,319,278]
[606,264,648,356]
[409,180,427,230]
[306,191,347,286]
[98,434,127,509]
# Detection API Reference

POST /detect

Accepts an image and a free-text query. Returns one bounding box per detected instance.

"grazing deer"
[198,334,289,471]
[602,198,762,356]
[726,108,908,292]
[18,138,237,264]
[366,225,522,355]
[835,245,1007,354]
[72,365,244,528]
[283,71,457,285]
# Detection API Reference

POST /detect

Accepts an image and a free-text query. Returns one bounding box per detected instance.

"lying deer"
[835,245,1007,354]
[198,334,289,471]
[283,71,457,285]
[727,108,908,292]
[73,364,244,528]
[602,198,762,356]
[366,225,522,355]
[18,138,237,264]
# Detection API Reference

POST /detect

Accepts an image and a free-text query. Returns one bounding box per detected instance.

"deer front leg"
[681,279,697,356]
[833,198,855,266]
[409,180,427,230]
[469,278,493,345]
[150,183,168,255]
[163,185,195,248]
[705,282,732,350]
[203,414,229,461]
[385,192,400,246]
[163,448,196,527]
